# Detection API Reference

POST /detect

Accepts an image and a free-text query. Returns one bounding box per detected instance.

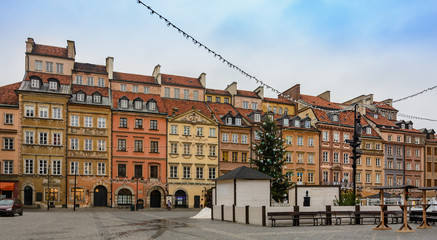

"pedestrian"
[167,200,172,211]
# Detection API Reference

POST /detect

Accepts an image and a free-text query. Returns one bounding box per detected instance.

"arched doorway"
[150,190,161,208]
[94,185,107,207]
[175,190,187,208]
[117,188,132,206]
[24,186,33,205]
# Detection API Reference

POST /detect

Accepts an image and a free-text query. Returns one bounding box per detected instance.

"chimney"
[106,57,114,80]
[280,84,300,100]
[198,73,206,88]
[152,65,162,85]
[26,38,34,53]
[254,86,264,99]
[225,82,237,96]
[317,90,330,101]
[67,40,75,59]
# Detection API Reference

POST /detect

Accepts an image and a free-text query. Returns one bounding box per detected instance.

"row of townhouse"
[1,38,437,208]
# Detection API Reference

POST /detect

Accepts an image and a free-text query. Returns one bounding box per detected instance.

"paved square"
[0,208,436,239]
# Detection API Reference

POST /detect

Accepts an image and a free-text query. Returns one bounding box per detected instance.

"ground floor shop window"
[117,189,132,205]
[70,188,84,201]
[45,188,59,201]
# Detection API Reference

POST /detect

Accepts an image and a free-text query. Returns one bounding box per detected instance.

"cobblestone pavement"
[1,208,436,240]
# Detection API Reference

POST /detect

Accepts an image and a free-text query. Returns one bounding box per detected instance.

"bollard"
[326,205,332,225]
[355,205,360,225]
[246,205,250,224]
[262,206,266,226]
[221,205,224,221]
[233,204,236,222]
[294,205,300,226]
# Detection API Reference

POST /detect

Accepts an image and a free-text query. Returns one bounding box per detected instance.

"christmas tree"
[251,115,292,203]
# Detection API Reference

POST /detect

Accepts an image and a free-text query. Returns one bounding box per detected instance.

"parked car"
[0,198,23,217]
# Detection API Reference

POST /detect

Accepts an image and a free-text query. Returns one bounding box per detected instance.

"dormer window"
[31,79,40,88]
[283,118,289,127]
[332,114,339,122]
[148,100,156,111]
[273,107,277,114]
[294,119,300,127]
[284,108,288,115]
[226,117,232,125]
[254,113,261,122]
[279,107,283,115]
[401,123,405,129]
[49,81,58,90]
[366,127,372,134]
[77,92,85,102]
[408,124,412,130]
[374,114,378,119]
[134,99,143,110]
[93,93,102,103]
[235,118,241,126]
[120,98,129,109]
[304,121,310,128]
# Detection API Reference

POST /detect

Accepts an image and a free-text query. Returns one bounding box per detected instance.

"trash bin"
[137,199,144,210]
[131,204,135,211]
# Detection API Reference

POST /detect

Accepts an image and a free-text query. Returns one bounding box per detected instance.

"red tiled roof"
[365,110,398,128]
[263,97,295,105]
[161,74,203,88]
[236,90,259,98]
[31,44,68,58]
[235,108,263,124]
[113,72,157,84]
[206,88,231,96]
[207,102,247,125]
[163,98,211,117]
[300,94,341,109]
[72,84,109,97]
[112,91,165,111]
[313,109,355,126]
[74,62,107,74]
[0,82,20,105]
[25,71,71,85]
[374,101,397,111]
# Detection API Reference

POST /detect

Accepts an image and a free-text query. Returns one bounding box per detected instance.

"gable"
[170,109,217,125]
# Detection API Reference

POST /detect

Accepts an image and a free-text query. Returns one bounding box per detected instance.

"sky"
[1,0,436,129]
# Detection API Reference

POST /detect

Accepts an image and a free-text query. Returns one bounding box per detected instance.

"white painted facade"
[236,180,270,207]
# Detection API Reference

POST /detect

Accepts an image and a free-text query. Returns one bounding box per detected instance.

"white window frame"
[84,116,93,128]
[222,133,229,143]
[97,162,106,175]
[52,107,62,119]
[24,159,34,174]
[97,117,106,128]
[39,106,48,118]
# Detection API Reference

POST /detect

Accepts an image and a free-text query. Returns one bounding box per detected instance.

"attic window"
[226,117,232,125]
[304,121,310,128]
[134,100,143,110]
[408,124,412,130]
[279,107,283,115]
[49,81,58,90]
[401,123,405,129]
[366,127,372,134]
[93,93,102,103]
[294,119,300,127]
[31,79,40,88]
[283,118,289,127]
[148,100,156,111]
[374,114,378,119]
[235,118,241,126]
[254,114,261,122]
[77,92,85,102]
[332,114,339,122]
[120,98,128,108]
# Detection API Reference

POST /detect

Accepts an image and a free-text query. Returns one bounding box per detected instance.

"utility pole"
[346,105,363,202]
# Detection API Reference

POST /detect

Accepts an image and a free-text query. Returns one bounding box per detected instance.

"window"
[170,125,178,134]
[376,144,381,150]
[2,160,12,174]
[117,118,127,129]
[184,143,191,155]
[51,107,62,119]
[206,96,212,102]
[35,60,42,71]
[322,152,328,162]
[297,136,303,146]
[184,89,189,100]
[396,147,402,156]
[31,79,40,88]
[84,162,92,175]
[134,165,143,178]
[196,127,203,136]
[252,102,258,110]
[254,131,260,140]
[24,159,34,174]
[184,126,190,135]
[222,151,229,161]
[170,166,178,178]
[376,174,381,183]
[150,165,158,178]
[209,145,216,156]
[376,158,381,167]
[52,160,60,175]
[388,135,392,141]
[232,134,238,143]
[116,164,126,178]
[196,167,204,179]
[297,153,304,163]
[132,85,138,93]
[150,141,158,153]
[70,115,79,127]
[196,144,204,155]
[118,139,126,151]
[70,138,79,150]
[4,113,13,124]
[224,98,229,104]
[52,133,61,146]
[222,133,229,142]
[70,162,79,174]
[209,128,216,137]
[241,135,248,144]
[294,119,300,127]
[333,132,339,142]
[39,160,48,175]
[46,62,53,72]
[308,173,314,183]
[39,132,48,145]
[82,139,92,151]
[397,136,401,142]
[39,106,48,118]
[333,152,339,163]
[120,99,128,108]
[25,131,34,144]
[283,119,289,126]
[366,157,371,166]
[356,173,361,183]
[415,149,420,157]
[56,63,63,73]
[174,88,180,99]
[97,163,106,175]
[304,121,311,128]
[366,143,371,149]
[388,161,392,169]
[75,75,83,84]
[308,137,314,147]
[148,101,156,111]
[134,140,143,152]
[93,94,101,103]
[97,117,106,128]
[357,158,361,166]
[387,146,392,155]
[170,143,178,154]
[286,136,292,145]
[308,154,314,164]
[97,78,105,87]
[84,116,93,128]
[279,107,283,115]
[232,152,238,162]
[297,172,303,183]
[415,137,420,144]
[366,127,372,134]
[86,77,94,86]
[164,87,170,98]
[322,131,329,141]
[415,163,420,171]
[135,119,143,129]
[134,100,142,110]
[49,81,58,90]
[209,167,216,179]
[397,162,402,169]
[243,101,249,109]
[235,118,241,126]
[3,138,13,150]
[387,177,393,186]
[406,163,411,170]
[286,152,292,163]
[254,114,260,122]
[183,166,191,178]
[241,152,247,162]
[141,86,149,94]
[343,153,349,164]
[273,107,277,114]
[343,133,350,143]
[226,117,232,125]
[98,140,106,151]
[323,172,329,182]
[193,91,199,101]
[366,173,371,183]
[150,120,158,130]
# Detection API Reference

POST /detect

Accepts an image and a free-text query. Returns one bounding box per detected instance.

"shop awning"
[0,182,15,191]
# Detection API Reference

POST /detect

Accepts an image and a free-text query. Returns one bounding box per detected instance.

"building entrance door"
[194,195,200,208]
[150,190,161,208]
[24,186,33,205]
[94,186,107,207]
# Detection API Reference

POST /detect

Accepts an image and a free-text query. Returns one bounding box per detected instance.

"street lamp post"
[132,177,143,210]
[47,164,51,211]
[73,166,77,211]
[346,105,363,202]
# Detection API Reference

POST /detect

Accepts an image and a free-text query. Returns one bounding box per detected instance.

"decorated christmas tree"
[251,115,292,203]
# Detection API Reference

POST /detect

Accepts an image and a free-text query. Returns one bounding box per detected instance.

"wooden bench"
[386,211,403,224]
[355,211,380,224]
[267,211,319,227]
[267,212,294,227]
[331,211,354,225]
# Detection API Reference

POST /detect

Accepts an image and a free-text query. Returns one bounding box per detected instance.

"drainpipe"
[403,133,406,186]
[65,102,69,208]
